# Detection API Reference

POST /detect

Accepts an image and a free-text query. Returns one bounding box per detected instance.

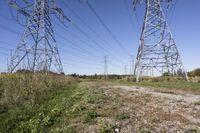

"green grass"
[115,112,130,120]
[83,110,99,123]
[116,81,200,93]
[0,81,117,132]
[0,84,78,133]
[82,76,200,92]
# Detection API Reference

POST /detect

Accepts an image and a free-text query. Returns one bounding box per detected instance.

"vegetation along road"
[1,74,200,133]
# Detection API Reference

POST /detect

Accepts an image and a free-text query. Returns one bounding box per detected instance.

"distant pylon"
[133,0,188,81]
[124,65,127,75]
[104,55,108,78]
[8,0,70,73]
[131,55,135,75]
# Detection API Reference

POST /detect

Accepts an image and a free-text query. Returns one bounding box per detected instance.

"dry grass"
[0,73,77,109]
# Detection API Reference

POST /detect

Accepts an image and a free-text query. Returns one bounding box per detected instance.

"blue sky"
[0,0,200,75]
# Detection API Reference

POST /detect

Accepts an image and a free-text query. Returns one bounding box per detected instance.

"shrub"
[188,68,200,77]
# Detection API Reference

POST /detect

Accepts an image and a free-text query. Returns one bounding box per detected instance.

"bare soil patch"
[103,85,200,132]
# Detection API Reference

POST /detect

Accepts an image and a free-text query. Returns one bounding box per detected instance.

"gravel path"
[116,86,200,104]
[108,85,200,132]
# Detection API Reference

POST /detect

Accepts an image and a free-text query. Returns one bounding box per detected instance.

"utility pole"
[133,0,188,81]
[7,0,70,74]
[104,55,108,79]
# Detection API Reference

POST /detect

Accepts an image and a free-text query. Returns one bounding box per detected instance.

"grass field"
[123,81,200,94]
[0,74,200,132]
[0,81,117,132]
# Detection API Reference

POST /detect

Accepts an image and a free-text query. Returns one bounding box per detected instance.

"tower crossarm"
[6,0,32,17]
[133,0,173,10]
[7,0,71,26]
[50,0,71,25]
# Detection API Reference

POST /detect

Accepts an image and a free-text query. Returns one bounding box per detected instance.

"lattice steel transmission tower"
[104,55,108,78]
[133,0,188,81]
[7,0,70,73]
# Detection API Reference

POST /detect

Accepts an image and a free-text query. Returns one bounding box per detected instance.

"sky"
[0,0,200,75]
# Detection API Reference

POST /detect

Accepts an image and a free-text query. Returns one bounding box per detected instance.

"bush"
[188,68,200,77]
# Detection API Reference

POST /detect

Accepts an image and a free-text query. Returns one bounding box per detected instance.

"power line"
[0,15,101,61]
[0,23,109,70]
[55,1,127,65]
[60,0,108,44]
[1,39,103,68]
[55,31,101,59]
[70,22,127,64]
[53,18,126,66]
[60,0,127,62]
[0,16,102,61]
[0,14,13,23]
[58,45,105,66]
[53,8,111,55]
[0,46,11,51]
[0,20,121,74]
[62,62,102,69]
[123,0,140,39]
[132,10,141,39]
[52,19,103,58]
[0,41,15,47]
[62,56,101,66]
[72,23,127,64]
[123,0,135,32]
[84,1,130,57]
[168,0,179,26]
[0,51,9,56]
[1,1,129,74]
[0,24,21,35]
[72,23,110,54]
[62,62,102,70]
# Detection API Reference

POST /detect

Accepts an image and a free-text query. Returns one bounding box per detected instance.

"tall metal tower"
[131,55,135,75]
[7,0,70,73]
[133,0,188,81]
[104,55,108,78]
[124,65,127,75]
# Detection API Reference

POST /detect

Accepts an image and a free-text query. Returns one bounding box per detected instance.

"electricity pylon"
[7,0,70,73]
[133,0,188,81]
[104,55,108,78]
[131,55,135,75]
[124,65,127,75]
